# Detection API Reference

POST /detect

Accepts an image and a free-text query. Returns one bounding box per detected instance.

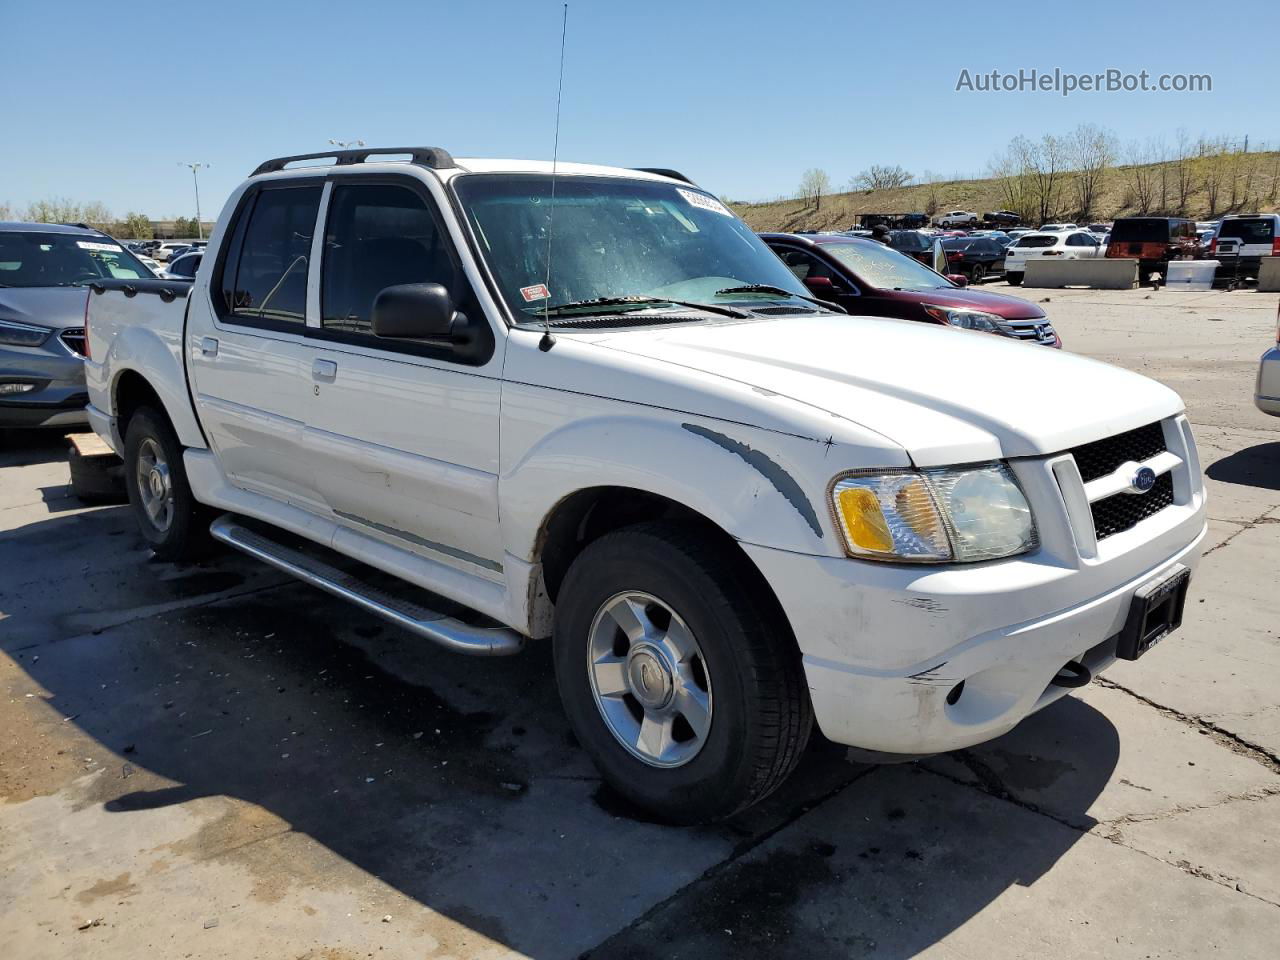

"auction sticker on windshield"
[677,189,733,217]
[76,241,123,252]
[520,283,551,302]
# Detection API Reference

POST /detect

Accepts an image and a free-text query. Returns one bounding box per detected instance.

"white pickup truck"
[84,146,1207,823]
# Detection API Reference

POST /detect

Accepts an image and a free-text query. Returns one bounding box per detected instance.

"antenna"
[539,2,569,352]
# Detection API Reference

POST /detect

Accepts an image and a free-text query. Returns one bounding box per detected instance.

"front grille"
[1070,421,1166,484]
[1091,472,1174,540]
[60,328,87,357]
[1003,319,1057,345]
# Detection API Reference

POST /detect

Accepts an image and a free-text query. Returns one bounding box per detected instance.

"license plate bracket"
[1117,565,1190,661]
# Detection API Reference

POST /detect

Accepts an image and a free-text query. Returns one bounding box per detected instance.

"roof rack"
[251,146,456,177]
[632,167,696,186]
[60,222,92,230]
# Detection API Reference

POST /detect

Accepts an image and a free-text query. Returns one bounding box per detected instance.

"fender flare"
[500,414,833,563]
[106,324,205,449]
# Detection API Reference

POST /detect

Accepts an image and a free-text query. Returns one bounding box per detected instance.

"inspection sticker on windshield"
[76,241,123,252]
[520,283,550,302]
[677,188,733,217]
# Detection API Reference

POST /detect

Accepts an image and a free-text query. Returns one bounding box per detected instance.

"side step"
[209,515,524,656]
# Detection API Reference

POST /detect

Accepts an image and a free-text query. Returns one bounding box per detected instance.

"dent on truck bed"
[681,422,823,538]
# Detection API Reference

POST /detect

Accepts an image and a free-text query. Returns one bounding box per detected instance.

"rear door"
[303,175,505,578]
[1065,232,1101,259]
[187,180,326,508]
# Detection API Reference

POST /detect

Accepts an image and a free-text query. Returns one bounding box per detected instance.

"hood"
[0,286,89,331]
[886,285,1045,320]
[593,313,1182,467]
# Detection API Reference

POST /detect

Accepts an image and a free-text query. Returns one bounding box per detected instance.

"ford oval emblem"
[1131,466,1157,493]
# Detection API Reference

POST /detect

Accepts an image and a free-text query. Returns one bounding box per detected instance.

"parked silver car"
[1255,304,1280,416]
[0,222,153,428]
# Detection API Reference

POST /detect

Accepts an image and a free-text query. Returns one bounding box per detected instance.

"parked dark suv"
[1105,217,1200,282]
[761,232,1059,346]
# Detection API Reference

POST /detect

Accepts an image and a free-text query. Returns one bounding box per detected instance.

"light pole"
[179,162,209,239]
[328,138,365,149]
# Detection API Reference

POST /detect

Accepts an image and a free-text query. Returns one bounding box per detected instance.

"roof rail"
[632,167,696,185]
[251,146,456,177]
[60,222,92,230]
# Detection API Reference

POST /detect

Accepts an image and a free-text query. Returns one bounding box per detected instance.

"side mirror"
[803,275,838,298]
[946,273,969,287]
[373,283,465,341]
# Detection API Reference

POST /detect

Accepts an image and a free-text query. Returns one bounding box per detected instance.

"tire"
[123,406,211,560]
[553,522,812,824]
[970,264,986,284]
[1006,271,1023,286]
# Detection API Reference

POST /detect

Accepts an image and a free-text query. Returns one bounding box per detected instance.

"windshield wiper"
[714,284,846,313]
[530,296,749,321]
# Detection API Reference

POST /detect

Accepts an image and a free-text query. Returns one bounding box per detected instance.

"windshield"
[821,240,952,291]
[452,174,811,321]
[0,231,152,287]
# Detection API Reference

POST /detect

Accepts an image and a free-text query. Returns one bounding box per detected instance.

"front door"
[304,176,505,578]
[187,181,326,510]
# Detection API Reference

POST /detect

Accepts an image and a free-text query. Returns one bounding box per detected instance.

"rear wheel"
[1006,271,1023,286]
[553,522,812,823]
[123,407,211,560]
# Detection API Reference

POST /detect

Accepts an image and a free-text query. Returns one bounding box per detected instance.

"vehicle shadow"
[0,428,70,468]
[3,506,1119,959]
[1206,441,1280,491]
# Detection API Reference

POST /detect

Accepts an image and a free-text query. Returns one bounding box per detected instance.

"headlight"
[922,305,1005,334]
[830,463,1037,563]
[0,318,52,347]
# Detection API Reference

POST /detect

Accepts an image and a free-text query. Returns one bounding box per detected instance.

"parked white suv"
[83,147,1208,822]
[1212,214,1280,279]
[1004,230,1104,285]
[937,210,979,228]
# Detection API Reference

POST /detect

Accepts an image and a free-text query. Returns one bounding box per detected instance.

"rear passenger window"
[321,183,461,335]
[219,185,321,326]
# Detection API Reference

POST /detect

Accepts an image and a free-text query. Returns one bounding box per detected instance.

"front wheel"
[123,407,211,560]
[553,522,812,823]
[969,264,986,284]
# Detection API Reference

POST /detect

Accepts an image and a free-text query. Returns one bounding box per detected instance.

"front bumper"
[742,422,1207,756]
[748,527,1204,755]
[0,339,88,428]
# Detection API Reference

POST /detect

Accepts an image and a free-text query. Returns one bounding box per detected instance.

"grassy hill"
[731,152,1280,232]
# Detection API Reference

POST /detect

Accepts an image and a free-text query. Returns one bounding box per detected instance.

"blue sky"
[3,0,1275,219]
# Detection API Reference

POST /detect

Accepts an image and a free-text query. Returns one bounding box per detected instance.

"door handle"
[312,359,337,383]
[200,337,218,358]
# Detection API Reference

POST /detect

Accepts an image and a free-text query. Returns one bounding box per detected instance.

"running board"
[209,515,524,657]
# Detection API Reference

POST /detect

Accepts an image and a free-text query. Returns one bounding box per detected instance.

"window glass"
[774,247,837,283]
[225,186,321,324]
[1014,235,1058,248]
[321,183,459,334]
[171,253,201,277]
[1219,218,1274,243]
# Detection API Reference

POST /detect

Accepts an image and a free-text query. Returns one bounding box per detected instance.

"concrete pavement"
[2,283,1279,959]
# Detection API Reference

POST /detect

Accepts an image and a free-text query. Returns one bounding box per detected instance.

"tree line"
[0,198,203,239]
[789,127,1279,221]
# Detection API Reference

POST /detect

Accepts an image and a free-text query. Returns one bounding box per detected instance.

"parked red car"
[760,232,1060,346]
